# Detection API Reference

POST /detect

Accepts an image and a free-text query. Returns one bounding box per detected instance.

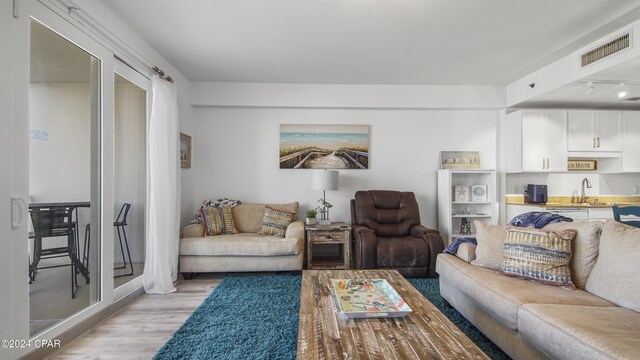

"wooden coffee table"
[297,269,489,359]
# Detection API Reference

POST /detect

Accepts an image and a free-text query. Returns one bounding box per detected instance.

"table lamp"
[311,170,339,225]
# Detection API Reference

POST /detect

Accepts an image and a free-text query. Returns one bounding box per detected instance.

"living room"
[1,1,640,360]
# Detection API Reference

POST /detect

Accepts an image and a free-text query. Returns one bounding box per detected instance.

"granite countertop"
[505,195,640,208]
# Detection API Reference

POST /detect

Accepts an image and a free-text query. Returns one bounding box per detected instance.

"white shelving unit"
[437,169,498,245]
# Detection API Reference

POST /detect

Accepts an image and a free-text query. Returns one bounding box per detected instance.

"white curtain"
[143,74,180,294]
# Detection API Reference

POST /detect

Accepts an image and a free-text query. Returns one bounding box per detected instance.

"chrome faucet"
[580,178,592,203]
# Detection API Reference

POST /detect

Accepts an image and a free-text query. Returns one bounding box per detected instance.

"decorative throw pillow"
[191,198,242,224]
[258,206,296,237]
[543,221,602,289]
[200,206,237,236]
[501,226,576,290]
[585,220,640,312]
[471,221,507,270]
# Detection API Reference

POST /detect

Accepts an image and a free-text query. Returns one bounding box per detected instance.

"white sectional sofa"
[436,220,640,360]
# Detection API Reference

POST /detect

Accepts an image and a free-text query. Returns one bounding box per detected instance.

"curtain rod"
[47,1,176,84]
[152,66,174,83]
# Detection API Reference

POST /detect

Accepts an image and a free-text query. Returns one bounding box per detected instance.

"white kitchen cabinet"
[588,208,613,220]
[508,110,567,172]
[568,110,622,152]
[622,111,640,172]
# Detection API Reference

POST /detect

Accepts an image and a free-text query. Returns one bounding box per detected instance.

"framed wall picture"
[279,124,369,169]
[454,185,470,202]
[471,184,488,202]
[180,133,191,169]
[440,151,481,169]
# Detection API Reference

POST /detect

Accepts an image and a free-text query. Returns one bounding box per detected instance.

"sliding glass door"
[113,62,150,293]
[1,1,115,356]
[27,19,104,337]
[2,2,153,355]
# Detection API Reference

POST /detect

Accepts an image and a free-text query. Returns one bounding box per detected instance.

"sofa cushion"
[519,304,640,360]
[232,202,299,233]
[586,220,640,312]
[200,206,237,236]
[259,206,296,237]
[471,221,507,270]
[544,220,602,289]
[501,226,576,290]
[179,233,300,256]
[436,254,615,330]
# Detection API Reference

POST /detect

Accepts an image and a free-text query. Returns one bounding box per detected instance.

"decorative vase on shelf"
[460,217,472,235]
[306,217,317,225]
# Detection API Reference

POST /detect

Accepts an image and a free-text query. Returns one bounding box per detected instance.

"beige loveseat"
[436,220,640,360]
[179,202,304,278]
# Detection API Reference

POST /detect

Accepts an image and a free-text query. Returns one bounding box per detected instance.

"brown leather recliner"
[350,190,445,278]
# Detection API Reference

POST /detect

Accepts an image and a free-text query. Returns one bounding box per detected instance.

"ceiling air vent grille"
[581,32,630,67]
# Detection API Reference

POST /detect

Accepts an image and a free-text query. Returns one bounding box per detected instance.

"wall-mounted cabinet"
[508,109,640,174]
[568,110,622,152]
[623,111,640,172]
[507,110,567,172]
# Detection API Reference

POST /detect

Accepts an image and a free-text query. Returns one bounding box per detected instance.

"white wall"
[29,84,90,203]
[192,107,499,228]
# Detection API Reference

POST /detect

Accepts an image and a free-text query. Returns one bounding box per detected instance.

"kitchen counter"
[505,195,640,209]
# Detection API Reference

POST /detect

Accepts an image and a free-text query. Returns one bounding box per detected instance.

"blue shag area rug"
[154,274,510,360]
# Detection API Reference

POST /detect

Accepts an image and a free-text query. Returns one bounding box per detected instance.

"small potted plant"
[305,209,318,225]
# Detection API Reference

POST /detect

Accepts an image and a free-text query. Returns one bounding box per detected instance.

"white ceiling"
[519,57,640,109]
[102,0,640,85]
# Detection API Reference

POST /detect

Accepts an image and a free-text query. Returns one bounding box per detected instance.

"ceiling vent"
[581,32,630,67]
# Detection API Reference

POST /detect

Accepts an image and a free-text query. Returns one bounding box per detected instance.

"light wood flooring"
[45,275,222,359]
[30,261,144,337]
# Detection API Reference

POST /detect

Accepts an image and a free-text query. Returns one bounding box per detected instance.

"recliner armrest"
[410,224,439,238]
[353,225,377,270]
[183,223,205,238]
[410,224,445,277]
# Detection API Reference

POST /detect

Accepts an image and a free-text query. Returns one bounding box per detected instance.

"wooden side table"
[305,222,351,270]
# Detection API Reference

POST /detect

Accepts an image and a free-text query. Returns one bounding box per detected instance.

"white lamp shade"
[311,170,339,191]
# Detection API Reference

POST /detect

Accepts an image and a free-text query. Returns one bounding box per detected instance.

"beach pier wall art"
[279,124,369,169]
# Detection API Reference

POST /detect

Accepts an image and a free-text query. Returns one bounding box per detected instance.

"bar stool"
[29,207,80,298]
[114,203,134,277]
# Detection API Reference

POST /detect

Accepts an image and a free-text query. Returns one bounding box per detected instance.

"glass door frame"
[3,1,117,356]
[113,60,151,300]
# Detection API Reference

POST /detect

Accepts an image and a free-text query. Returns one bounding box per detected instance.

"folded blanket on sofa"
[190,198,242,224]
[444,237,477,255]
[508,211,573,228]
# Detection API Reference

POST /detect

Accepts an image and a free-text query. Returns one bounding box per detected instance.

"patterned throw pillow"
[191,198,242,224]
[258,206,296,237]
[199,206,237,236]
[501,226,576,290]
